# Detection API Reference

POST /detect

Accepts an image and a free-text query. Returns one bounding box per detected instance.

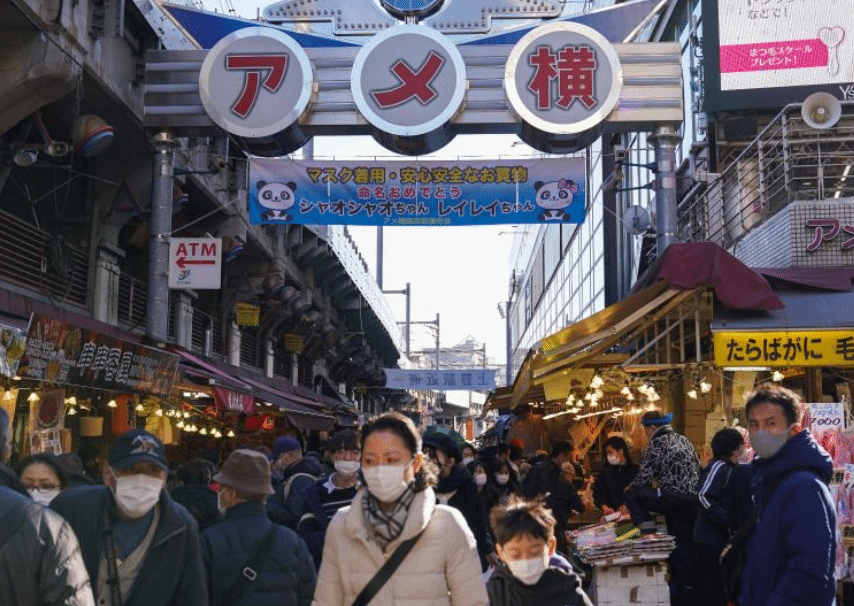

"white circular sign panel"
[505,22,623,136]
[199,27,314,139]
[351,24,467,138]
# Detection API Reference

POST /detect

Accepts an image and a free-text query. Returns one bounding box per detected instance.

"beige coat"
[311,486,488,606]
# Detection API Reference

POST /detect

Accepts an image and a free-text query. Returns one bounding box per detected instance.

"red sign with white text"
[214,387,254,414]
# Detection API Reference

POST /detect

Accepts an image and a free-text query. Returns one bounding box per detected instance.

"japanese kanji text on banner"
[249,157,586,226]
[713,330,854,367]
[384,368,497,391]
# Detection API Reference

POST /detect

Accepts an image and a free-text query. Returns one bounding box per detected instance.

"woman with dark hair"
[469,459,501,519]
[312,412,488,606]
[592,436,638,515]
[171,458,221,531]
[494,459,520,504]
[17,453,68,505]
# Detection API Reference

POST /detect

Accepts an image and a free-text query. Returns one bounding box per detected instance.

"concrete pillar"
[227,321,241,366]
[146,131,176,345]
[291,352,299,385]
[92,244,123,324]
[175,292,195,350]
[265,339,275,378]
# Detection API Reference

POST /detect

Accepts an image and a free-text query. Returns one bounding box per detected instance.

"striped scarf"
[362,483,416,549]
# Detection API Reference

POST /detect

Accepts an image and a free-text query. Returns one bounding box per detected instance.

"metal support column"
[435,313,440,370]
[147,130,176,344]
[650,125,681,257]
[377,227,383,289]
[405,282,411,359]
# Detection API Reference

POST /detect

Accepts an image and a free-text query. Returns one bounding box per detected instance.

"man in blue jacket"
[201,449,316,606]
[740,383,836,606]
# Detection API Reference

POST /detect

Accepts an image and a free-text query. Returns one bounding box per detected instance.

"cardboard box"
[591,562,670,605]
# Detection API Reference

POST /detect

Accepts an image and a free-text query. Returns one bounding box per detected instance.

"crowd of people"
[0,382,839,606]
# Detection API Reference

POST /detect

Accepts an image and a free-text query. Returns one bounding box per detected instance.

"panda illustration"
[256,180,296,221]
[534,178,579,221]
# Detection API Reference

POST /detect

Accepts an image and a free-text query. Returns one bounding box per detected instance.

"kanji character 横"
[556,44,598,109]
[527,46,557,110]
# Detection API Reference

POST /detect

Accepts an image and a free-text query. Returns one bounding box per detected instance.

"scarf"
[362,483,416,550]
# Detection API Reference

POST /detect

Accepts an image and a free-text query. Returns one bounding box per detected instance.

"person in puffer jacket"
[739,383,836,606]
[202,449,316,606]
[624,410,701,606]
[487,496,593,606]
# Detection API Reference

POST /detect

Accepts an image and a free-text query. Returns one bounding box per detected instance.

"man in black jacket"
[267,435,324,528]
[522,440,585,555]
[201,449,316,606]
[424,431,494,571]
[51,428,207,606]
[171,458,220,531]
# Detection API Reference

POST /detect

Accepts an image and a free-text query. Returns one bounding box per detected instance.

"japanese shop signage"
[351,24,466,139]
[805,217,854,252]
[384,368,496,391]
[249,157,586,226]
[169,238,222,289]
[18,315,179,395]
[807,402,845,430]
[702,0,854,111]
[505,22,623,136]
[199,27,314,139]
[213,386,254,414]
[713,330,854,367]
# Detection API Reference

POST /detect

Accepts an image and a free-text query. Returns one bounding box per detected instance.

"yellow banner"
[235,302,260,327]
[713,330,854,367]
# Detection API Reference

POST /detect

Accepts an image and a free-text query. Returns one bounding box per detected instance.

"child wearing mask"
[487,497,593,606]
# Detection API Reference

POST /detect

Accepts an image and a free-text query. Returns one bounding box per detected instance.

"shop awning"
[713,286,854,331]
[172,348,254,392]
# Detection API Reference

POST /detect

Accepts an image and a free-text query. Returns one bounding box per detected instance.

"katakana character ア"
[806,218,841,252]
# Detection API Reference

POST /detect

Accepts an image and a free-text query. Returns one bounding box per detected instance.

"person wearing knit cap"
[267,435,324,528]
[201,449,316,606]
[624,410,701,606]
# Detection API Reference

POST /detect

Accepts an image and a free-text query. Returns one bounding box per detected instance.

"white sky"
[214,1,536,369]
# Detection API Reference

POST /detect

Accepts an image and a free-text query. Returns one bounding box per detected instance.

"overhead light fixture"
[183,411,190,418]
[227,429,236,438]
[28,391,39,402]
[700,379,712,394]
[3,390,14,401]
[135,403,144,412]
[67,405,77,415]
[155,407,164,417]
[177,420,185,428]
[199,427,208,436]
[66,396,77,406]
[687,388,698,400]
[107,399,117,408]
[772,370,785,382]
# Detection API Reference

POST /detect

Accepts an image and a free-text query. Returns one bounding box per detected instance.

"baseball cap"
[214,449,274,495]
[109,428,168,472]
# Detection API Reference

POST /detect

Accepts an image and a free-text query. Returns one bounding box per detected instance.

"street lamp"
[383,282,411,358]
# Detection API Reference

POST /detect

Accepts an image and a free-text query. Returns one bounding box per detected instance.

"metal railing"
[0,209,89,307]
[678,102,854,248]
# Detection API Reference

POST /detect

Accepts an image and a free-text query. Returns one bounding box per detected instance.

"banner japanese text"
[713,330,854,367]
[249,157,586,226]
[384,368,496,391]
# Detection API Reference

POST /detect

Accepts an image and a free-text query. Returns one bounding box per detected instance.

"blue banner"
[249,157,586,226]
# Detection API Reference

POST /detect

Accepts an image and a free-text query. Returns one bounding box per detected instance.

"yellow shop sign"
[714,330,854,367]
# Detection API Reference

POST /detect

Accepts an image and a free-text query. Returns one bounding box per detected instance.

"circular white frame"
[504,21,623,136]
[351,24,467,138]
[199,27,315,139]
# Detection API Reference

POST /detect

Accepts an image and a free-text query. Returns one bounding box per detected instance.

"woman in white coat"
[311,412,488,606]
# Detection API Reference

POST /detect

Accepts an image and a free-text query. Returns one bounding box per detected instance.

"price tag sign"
[808,402,845,431]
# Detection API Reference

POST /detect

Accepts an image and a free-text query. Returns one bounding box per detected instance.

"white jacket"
[311,486,488,606]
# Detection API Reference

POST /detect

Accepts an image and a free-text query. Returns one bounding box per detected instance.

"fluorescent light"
[542,409,575,420]
[722,366,771,372]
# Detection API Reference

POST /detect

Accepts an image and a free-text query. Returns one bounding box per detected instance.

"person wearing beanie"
[267,435,324,528]
[51,428,207,606]
[201,449,316,606]
[624,410,701,606]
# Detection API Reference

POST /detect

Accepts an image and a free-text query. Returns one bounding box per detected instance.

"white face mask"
[495,474,510,486]
[474,472,488,486]
[217,490,228,515]
[461,457,475,467]
[112,472,164,519]
[506,552,549,585]
[362,463,411,503]
[334,460,361,476]
[606,454,621,466]
[751,425,794,459]
[29,488,61,506]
